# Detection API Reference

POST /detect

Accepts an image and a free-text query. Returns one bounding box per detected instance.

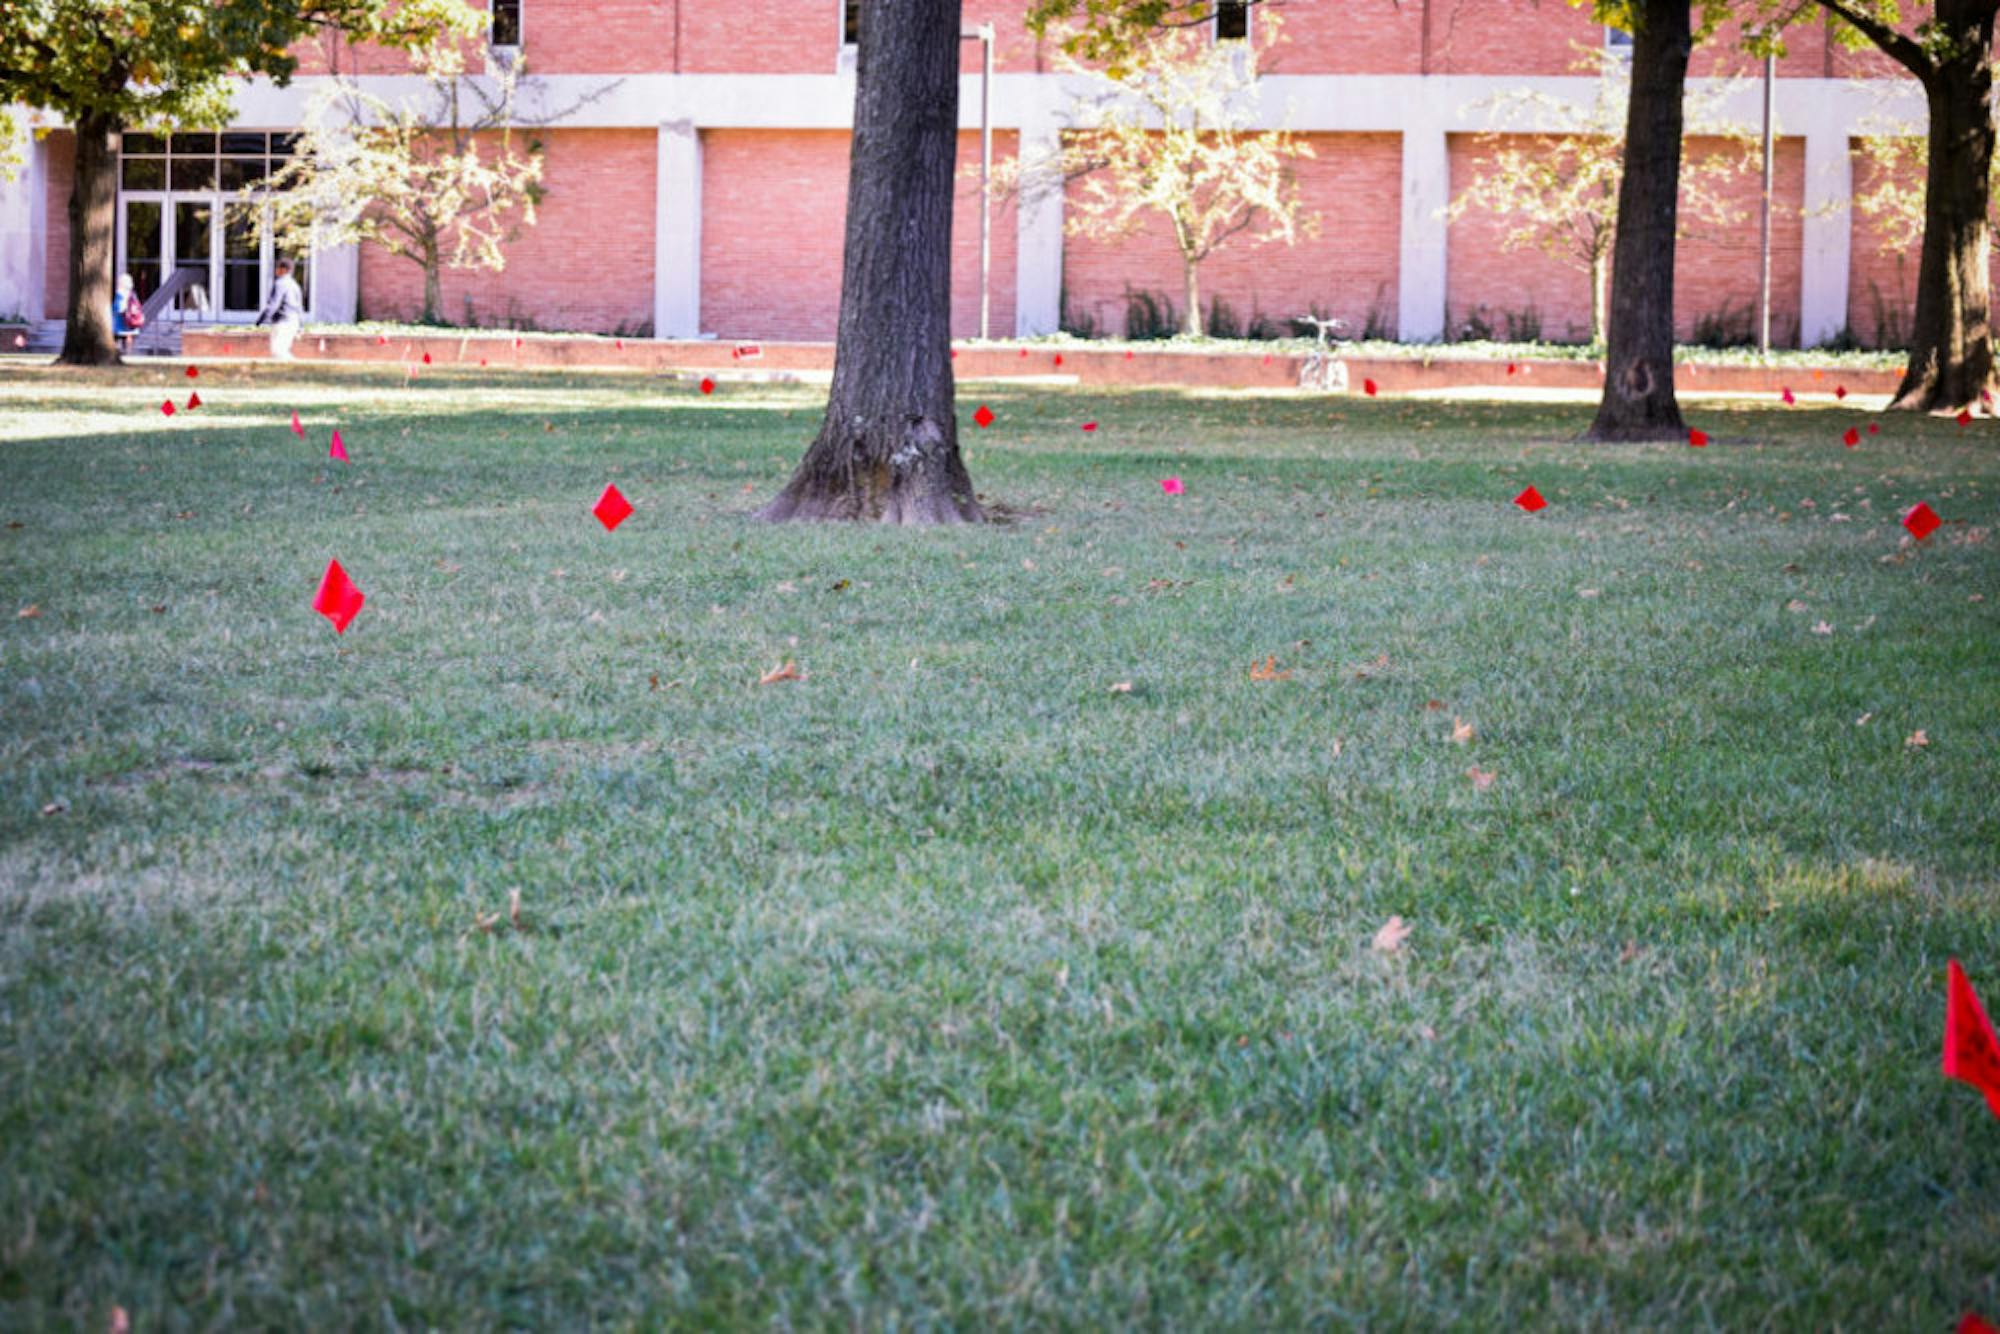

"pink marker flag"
[593,483,634,532]
[1688,428,1709,448]
[1903,502,1942,540]
[186,391,201,410]
[1842,427,1859,447]
[160,400,176,417]
[222,342,235,355]
[973,405,994,428]
[290,411,305,438]
[479,358,488,367]
[11,333,24,348]
[1514,485,1547,513]
[1125,349,1134,360]
[1945,960,2000,1119]
[1781,387,1795,405]
[312,559,364,634]
[376,334,389,346]
[1363,379,1378,397]
[700,377,716,395]
[1160,476,1184,495]
[329,429,348,462]
[185,365,199,379]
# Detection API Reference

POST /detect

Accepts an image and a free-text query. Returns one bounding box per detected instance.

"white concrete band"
[655,120,702,338]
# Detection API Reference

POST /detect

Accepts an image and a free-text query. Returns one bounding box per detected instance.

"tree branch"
[1812,0,1931,76]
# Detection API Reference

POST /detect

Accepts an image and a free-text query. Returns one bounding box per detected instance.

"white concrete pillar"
[655,120,702,339]
[1799,130,1853,348]
[314,237,360,324]
[1013,114,1064,338]
[1398,123,1448,343]
[0,132,50,320]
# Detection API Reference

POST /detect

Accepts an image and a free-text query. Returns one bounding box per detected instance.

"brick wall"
[699,129,1019,340]
[42,131,73,321]
[357,127,657,333]
[1059,132,1403,340]
[1841,137,1994,350]
[1447,133,1805,346]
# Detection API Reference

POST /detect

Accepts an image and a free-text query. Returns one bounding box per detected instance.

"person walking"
[112,273,142,356]
[256,258,305,360]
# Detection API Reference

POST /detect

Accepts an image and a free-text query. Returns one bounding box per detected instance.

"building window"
[1604,24,1634,57]
[492,0,523,49]
[842,0,860,47]
[1215,0,1250,42]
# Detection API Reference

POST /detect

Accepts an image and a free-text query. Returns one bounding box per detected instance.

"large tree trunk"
[57,113,121,367]
[1182,257,1203,337]
[756,0,981,524]
[1584,0,1690,442]
[1892,31,1998,412]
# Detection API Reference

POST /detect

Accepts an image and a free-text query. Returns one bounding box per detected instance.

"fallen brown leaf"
[1786,599,1809,613]
[760,660,804,685]
[1811,621,1833,635]
[1371,915,1413,953]
[17,604,41,619]
[38,800,65,817]
[508,888,523,929]
[1450,716,1476,745]
[1905,729,1930,749]
[1424,699,1446,712]
[1108,681,1134,694]
[1249,655,1292,682]
[1466,766,1497,791]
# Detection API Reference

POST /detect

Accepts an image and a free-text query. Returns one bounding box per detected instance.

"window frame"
[491,0,524,54]
[1604,24,1634,57]
[1214,0,1251,43]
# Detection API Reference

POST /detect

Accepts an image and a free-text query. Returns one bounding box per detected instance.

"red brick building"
[0,0,1937,348]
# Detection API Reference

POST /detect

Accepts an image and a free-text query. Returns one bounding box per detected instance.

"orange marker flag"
[312,559,365,634]
[329,429,348,462]
[1944,960,2000,1118]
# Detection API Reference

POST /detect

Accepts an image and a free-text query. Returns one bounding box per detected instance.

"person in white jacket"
[256,258,305,360]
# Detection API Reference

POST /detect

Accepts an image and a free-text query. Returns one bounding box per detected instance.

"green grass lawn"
[2,360,1996,1328]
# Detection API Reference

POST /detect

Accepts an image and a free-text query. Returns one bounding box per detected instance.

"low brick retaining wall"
[180,330,1904,397]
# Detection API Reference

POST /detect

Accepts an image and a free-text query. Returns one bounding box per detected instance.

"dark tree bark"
[1585,0,1691,442]
[756,0,982,523]
[1820,0,1999,412]
[58,113,122,367]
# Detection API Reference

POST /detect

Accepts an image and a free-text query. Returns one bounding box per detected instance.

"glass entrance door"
[172,200,215,318]
[119,198,164,304]
[222,212,263,317]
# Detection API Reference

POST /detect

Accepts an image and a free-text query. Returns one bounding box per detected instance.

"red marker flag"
[1781,387,1795,405]
[1903,501,1942,541]
[593,483,633,532]
[1945,960,2000,1118]
[1053,353,1064,367]
[1688,428,1708,448]
[376,334,389,345]
[329,429,348,462]
[421,352,432,365]
[160,400,176,417]
[1363,379,1378,397]
[1960,1314,1999,1334]
[513,337,523,349]
[973,404,994,428]
[1834,384,1847,400]
[1125,349,1134,360]
[1082,421,1098,432]
[1514,485,1546,513]
[616,339,624,350]
[290,411,305,439]
[222,342,234,355]
[312,559,364,634]
[1842,427,1859,447]
[186,391,202,410]
[1958,408,1974,426]
[1019,347,1028,358]
[699,377,716,395]
[185,365,199,379]
[1506,362,1518,375]
[1868,422,1880,435]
